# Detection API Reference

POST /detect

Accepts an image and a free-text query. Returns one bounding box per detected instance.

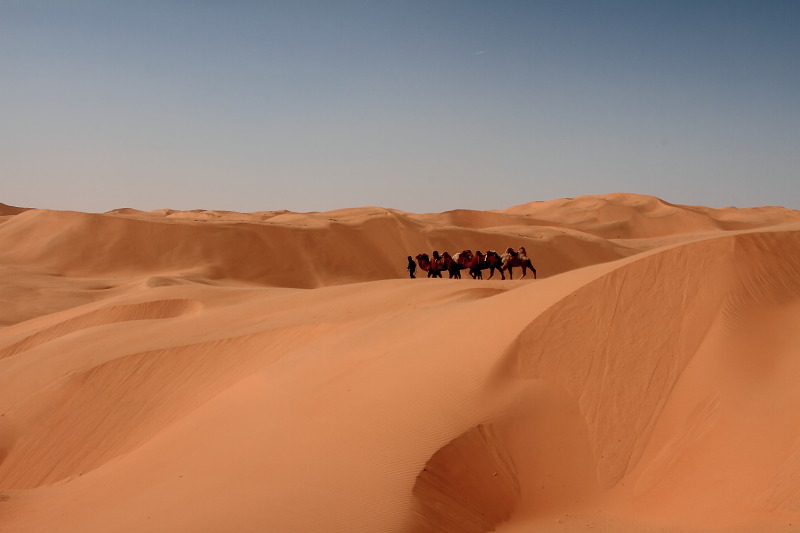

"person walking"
[407,256,417,278]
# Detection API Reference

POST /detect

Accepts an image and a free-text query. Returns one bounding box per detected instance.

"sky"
[2,0,799,213]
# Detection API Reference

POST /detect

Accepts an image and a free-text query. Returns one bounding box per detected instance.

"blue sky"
[3,1,799,212]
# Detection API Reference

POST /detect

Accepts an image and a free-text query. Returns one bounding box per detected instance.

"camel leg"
[527,260,537,280]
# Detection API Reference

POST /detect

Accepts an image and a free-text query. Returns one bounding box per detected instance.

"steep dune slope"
[496,227,800,530]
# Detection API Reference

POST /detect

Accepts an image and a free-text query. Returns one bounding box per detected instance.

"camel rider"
[518,247,529,261]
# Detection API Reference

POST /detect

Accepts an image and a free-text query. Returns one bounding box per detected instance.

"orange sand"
[1,193,800,532]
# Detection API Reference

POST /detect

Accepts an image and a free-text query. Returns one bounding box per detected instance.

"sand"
[1,193,800,532]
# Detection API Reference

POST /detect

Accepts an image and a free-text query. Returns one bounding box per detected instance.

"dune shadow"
[411,424,520,533]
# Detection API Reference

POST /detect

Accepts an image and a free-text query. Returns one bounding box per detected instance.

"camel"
[415,253,443,278]
[439,252,463,279]
[500,247,537,279]
[416,251,463,278]
[484,251,506,279]
[461,250,505,280]
[454,250,474,278]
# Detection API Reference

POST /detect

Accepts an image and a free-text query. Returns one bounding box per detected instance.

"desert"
[1,193,800,532]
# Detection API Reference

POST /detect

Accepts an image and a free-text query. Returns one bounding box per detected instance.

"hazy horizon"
[3,1,799,213]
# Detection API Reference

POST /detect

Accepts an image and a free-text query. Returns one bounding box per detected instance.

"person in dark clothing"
[407,256,417,278]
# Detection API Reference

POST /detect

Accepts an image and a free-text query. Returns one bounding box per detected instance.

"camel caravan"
[411,247,536,280]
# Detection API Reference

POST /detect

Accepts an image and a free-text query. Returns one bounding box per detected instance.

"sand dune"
[1,193,799,532]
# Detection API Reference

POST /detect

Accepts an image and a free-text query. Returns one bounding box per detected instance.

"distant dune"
[1,193,800,532]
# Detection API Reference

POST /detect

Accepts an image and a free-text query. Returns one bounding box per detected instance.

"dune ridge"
[1,193,799,532]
